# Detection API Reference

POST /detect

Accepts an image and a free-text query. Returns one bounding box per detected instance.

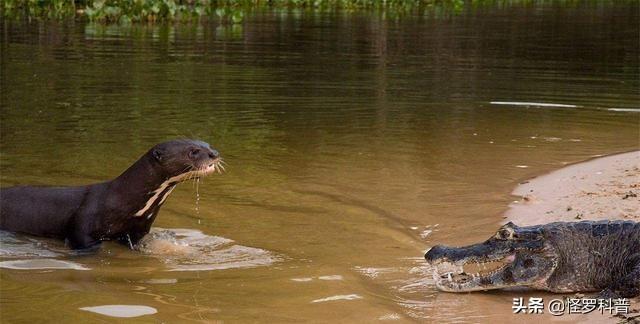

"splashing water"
[0,227,279,273]
[135,228,281,271]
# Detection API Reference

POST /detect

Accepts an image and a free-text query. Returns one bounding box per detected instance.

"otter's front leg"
[117,231,149,249]
[67,231,101,250]
[65,213,102,250]
[121,216,158,250]
[116,221,154,250]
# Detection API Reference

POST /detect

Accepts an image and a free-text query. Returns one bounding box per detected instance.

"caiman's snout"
[425,245,448,263]
[425,245,473,264]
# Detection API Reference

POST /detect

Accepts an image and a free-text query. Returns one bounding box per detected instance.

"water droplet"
[195,178,200,213]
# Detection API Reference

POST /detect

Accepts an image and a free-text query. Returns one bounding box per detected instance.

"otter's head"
[149,139,223,180]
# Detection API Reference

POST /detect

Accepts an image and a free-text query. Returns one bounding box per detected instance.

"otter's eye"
[189,149,201,158]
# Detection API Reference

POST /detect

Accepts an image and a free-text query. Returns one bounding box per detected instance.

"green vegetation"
[1,0,628,23]
[3,0,210,22]
[2,0,451,23]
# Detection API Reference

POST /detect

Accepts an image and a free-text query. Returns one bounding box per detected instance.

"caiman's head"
[424,222,558,292]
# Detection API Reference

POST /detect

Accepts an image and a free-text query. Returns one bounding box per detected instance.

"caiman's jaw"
[430,254,518,292]
[425,222,558,292]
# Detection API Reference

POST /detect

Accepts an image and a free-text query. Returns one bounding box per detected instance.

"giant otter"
[0,139,222,250]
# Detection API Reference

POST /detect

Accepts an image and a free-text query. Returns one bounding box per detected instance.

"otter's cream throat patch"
[134,173,187,217]
[133,163,218,218]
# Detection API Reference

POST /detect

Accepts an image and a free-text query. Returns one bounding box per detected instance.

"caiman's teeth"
[447,273,453,281]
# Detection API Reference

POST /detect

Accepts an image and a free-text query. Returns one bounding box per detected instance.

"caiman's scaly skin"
[424,220,640,298]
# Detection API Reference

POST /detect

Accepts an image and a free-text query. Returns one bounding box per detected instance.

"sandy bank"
[505,150,639,226]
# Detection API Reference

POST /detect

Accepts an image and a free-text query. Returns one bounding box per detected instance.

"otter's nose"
[208,149,220,159]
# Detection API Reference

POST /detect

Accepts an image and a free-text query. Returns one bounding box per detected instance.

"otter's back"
[0,186,88,238]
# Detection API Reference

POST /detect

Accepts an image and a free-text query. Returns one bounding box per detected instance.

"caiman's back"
[544,220,640,293]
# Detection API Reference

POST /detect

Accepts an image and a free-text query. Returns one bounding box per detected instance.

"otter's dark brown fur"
[0,139,221,250]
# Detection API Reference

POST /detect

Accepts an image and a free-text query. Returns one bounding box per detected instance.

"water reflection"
[79,305,157,318]
[0,259,90,271]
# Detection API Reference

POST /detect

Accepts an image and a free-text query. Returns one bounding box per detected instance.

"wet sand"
[506,150,639,225]
[505,150,640,322]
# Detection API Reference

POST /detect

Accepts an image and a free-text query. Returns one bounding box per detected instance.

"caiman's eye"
[496,228,514,240]
[189,149,201,158]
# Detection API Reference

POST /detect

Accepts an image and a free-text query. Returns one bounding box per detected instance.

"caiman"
[424,220,639,298]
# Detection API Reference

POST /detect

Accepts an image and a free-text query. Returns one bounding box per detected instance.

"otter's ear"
[152,149,164,162]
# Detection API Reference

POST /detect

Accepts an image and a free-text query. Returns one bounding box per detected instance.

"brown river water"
[0,3,639,323]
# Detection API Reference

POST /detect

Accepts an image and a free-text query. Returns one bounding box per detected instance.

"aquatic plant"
[2,0,210,22]
[2,0,435,22]
[1,0,634,23]
[2,0,78,19]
